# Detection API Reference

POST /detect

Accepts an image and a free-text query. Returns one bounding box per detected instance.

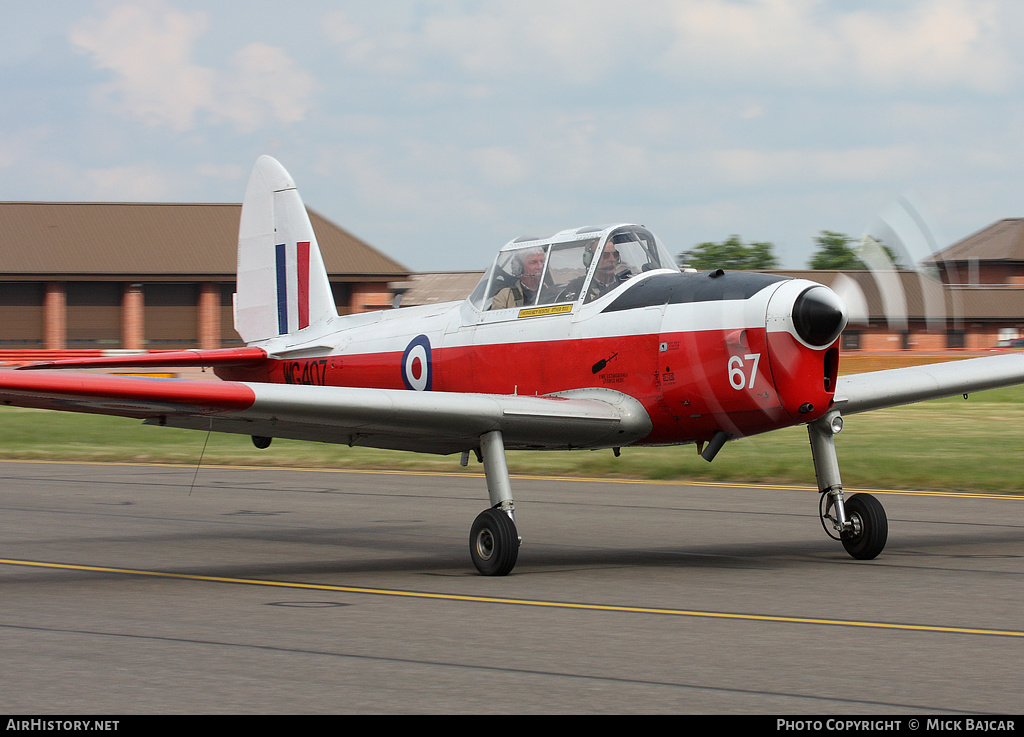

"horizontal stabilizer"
[16,347,268,371]
[0,370,257,418]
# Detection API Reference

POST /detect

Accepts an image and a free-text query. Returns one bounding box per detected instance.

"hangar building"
[0,202,409,351]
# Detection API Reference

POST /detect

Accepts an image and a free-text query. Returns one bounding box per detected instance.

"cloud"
[660,0,1012,93]
[322,1,1014,96]
[26,0,1024,270]
[322,2,651,89]
[321,10,419,76]
[194,162,246,182]
[0,126,52,171]
[69,1,214,131]
[838,2,1009,92]
[217,43,317,132]
[84,164,175,200]
[469,146,531,186]
[69,0,314,132]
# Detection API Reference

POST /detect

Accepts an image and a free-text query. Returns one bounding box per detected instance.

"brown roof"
[0,202,409,280]
[944,286,1024,321]
[926,218,1024,264]
[401,271,484,306]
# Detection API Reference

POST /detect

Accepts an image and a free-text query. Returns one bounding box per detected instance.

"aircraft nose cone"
[792,286,847,347]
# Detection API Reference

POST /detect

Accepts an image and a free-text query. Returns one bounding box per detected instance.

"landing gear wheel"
[470,508,519,576]
[840,493,888,560]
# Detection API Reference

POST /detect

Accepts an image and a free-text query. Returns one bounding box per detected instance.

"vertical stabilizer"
[235,156,337,344]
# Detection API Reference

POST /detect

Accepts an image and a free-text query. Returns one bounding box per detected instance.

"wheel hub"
[845,512,863,539]
[475,529,495,561]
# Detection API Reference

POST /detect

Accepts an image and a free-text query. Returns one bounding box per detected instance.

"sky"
[3,0,1024,272]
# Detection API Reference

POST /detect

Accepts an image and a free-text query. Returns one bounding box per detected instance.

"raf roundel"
[401,335,433,391]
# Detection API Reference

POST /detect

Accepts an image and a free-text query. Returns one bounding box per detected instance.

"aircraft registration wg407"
[3,156,1023,575]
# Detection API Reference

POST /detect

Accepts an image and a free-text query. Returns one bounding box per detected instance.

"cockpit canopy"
[468,224,679,312]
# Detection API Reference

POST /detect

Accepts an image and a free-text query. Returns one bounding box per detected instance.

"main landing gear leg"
[469,430,520,576]
[808,411,888,560]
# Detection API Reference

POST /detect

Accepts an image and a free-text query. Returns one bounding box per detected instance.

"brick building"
[0,202,409,350]
[3,204,1022,354]
[926,218,1024,287]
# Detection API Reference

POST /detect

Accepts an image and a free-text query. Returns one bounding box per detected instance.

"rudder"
[234,156,337,344]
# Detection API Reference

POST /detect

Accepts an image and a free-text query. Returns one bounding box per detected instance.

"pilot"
[590,240,622,298]
[490,248,546,309]
[561,238,624,303]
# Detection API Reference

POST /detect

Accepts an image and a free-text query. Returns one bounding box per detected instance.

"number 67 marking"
[728,353,761,390]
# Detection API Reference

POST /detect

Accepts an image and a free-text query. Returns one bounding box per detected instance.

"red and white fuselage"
[218,222,846,450]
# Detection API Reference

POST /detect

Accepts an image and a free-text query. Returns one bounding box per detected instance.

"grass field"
[1,384,1021,492]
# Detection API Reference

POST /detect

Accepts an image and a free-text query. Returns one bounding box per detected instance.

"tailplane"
[235,156,337,344]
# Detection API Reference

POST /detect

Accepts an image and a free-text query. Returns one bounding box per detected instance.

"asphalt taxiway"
[2,461,1023,713]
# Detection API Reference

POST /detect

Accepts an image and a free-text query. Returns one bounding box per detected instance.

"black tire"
[469,508,519,576]
[841,493,888,560]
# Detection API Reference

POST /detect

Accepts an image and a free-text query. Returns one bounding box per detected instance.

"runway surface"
[2,460,1023,714]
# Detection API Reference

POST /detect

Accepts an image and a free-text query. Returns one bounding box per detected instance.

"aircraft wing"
[833,354,1024,415]
[0,370,652,455]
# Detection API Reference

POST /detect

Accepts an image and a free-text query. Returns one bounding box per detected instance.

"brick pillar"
[350,283,393,313]
[122,284,144,350]
[197,282,221,349]
[43,282,66,350]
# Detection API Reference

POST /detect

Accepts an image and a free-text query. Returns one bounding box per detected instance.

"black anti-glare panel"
[603,271,787,312]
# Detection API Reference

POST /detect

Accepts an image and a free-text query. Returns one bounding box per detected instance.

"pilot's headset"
[511,250,526,276]
[583,235,626,268]
[513,247,545,276]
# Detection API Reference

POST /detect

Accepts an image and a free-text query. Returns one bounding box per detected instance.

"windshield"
[469,225,678,311]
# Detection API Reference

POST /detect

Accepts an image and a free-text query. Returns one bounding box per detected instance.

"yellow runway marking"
[3,557,1024,639]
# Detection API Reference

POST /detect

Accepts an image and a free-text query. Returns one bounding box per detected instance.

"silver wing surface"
[0,371,652,455]
[834,354,1024,415]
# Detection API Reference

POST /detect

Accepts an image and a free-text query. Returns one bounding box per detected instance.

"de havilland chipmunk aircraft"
[2,155,1023,575]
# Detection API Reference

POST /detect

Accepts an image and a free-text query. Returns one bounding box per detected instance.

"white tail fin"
[234,156,337,344]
